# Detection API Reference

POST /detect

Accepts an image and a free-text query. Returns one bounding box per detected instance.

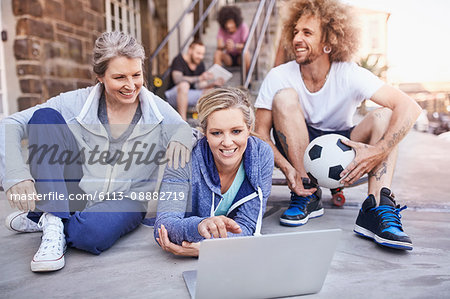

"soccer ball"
[303,134,355,189]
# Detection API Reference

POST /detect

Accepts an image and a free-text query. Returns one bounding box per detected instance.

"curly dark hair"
[217,6,243,30]
[281,0,360,62]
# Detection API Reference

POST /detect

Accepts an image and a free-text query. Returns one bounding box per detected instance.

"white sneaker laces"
[35,215,65,259]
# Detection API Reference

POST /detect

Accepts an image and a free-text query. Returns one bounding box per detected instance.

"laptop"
[183,229,341,299]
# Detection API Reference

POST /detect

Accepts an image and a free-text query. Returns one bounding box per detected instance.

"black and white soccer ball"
[303,134,355,189]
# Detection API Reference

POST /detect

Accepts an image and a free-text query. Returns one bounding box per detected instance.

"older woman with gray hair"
[0,31,191,272]
[154,87,274,257]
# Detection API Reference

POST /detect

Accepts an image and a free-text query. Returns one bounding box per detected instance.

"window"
[105,0,142,42]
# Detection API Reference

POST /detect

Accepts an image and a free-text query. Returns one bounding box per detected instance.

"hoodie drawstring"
[254,187,263,236]
[210,192,215,217]
[211,188,264,236]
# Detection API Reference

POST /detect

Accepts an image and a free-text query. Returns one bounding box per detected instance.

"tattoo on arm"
[276,130,289,155]
[172,71,197,85]
[387,119,413,148]
[368,162,387,181]
[172,71,184,85]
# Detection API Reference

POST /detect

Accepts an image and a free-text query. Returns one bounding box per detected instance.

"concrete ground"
[1,130,450,298]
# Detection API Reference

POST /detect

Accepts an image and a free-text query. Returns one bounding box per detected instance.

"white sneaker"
[31,213,66,272]
[5,211,42,233]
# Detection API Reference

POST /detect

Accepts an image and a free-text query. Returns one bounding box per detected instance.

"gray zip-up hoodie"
[0,84,191,199]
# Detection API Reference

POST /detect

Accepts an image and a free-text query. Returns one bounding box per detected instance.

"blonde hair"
[196,87,255,133]
[281,0,360,62]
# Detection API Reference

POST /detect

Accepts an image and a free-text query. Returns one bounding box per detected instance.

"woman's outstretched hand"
[198,215,242,239]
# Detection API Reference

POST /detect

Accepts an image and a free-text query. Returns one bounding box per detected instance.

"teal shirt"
[214,162,245,216]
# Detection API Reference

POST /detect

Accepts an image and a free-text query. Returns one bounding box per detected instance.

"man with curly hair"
[255,0,421,250]
[214,5,250,71]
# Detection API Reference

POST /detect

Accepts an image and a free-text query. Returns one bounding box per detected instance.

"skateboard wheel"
[332,192,345,207]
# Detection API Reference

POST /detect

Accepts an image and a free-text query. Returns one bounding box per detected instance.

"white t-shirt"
[255,61,384,131]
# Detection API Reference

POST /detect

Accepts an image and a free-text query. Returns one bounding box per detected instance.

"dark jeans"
[27,108,145,255]
[273,124,354,160]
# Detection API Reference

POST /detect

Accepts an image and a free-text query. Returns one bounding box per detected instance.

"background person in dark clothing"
[165,40,224,120]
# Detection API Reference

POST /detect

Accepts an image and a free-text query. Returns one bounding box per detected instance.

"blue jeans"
[27,108,145,255]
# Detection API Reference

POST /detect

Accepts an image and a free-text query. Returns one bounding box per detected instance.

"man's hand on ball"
[339,139,386,185]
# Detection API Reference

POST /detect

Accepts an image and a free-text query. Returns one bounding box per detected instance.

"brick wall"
[12,0,105,111]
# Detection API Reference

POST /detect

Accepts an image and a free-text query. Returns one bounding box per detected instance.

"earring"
[323,46,332,54]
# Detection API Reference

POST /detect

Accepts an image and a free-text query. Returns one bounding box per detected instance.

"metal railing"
[241,0,276,89]
[148,0,219,89]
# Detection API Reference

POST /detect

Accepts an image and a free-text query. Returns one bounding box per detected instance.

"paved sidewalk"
[1,130,449,298]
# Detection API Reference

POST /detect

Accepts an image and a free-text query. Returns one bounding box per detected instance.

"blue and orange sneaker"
[354,187,412,250]
[280,179,323,227]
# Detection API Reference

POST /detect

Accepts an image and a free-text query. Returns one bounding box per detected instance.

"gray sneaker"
[31,213,66,272]
[5,211,42,233]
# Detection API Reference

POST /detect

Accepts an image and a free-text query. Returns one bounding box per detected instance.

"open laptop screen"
[184,229,341,299]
